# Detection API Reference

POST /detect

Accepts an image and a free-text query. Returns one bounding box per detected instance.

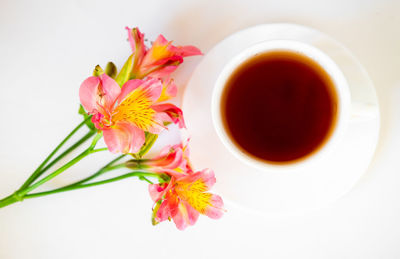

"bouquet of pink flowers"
[0,27,224,230]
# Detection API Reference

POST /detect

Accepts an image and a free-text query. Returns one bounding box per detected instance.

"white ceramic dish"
[212,39,351,173]
[182,23,380,213]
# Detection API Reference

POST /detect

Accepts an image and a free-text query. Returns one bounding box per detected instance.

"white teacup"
[212,40,351,172]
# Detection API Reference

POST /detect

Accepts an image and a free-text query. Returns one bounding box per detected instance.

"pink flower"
[126,27,202,79]
[79,73,185,154]
[149,169,224,230]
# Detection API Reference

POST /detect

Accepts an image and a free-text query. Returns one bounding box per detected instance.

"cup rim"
[211,39,351,172]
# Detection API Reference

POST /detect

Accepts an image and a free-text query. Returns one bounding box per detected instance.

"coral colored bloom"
[79,74,185,153]
[126,27,202,79]
[149,169,224,230]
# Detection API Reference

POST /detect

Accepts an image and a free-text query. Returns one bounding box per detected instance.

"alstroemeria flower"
[149,169,224,230]
[127,141,192,177]
[126,27,202,79]
[79,73,185,153]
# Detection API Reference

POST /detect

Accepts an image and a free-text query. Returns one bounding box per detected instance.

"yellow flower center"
[175,179,212,215]
[112,87,156,131]
[151,43,172,61]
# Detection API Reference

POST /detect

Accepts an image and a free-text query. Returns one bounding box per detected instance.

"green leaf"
[105,62,118,79]
[92,65,104,77]
[115,54,134,87]
[78,105,96,132]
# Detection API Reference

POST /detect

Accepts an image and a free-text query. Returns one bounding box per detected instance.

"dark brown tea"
[221,51,338,163]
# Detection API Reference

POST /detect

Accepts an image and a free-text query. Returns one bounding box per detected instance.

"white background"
[0,0,399,258]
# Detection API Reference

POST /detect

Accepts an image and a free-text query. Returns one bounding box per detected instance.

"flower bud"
[105,62,117,79]
[92,65,104,77]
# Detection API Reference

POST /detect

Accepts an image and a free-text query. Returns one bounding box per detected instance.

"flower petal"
[156,200,171,222]
[148,184,163,202]
[152,103,186,128]
[172,200,200,230]
[204,194,224,219]
[146,112,169,134]
[102,121,145,154]
[156,190,179,222]
[178,169,216,190]
[176,45,203,57]
[153,144,172,159]
[117,79,144,104]
[79,76,100,113]
[126,26,146,64]
[157,79,177,102]
[152,148,184,169]
[99,74,122,111]
[118,78,162,104]
[112,78,163,132]
[143,34,174,64]
[172,202,190,230]
[182,200,200,225]
[198,168,216,189]
[146,65,179,79]
[139,78,163,102]
[148,181,172,202]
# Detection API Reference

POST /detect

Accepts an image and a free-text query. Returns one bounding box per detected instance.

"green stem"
[30,131,95,183]
[19,132,103,196]
[44,162,126,195]
[24,171,163,199]
[0,193,22,208]
[126,159,150,163]
[62,155,126,188]
[91,147,109,153]
[1,127,162,209]
[89,132,103,149]
[19,118,92,190]
[138,176,153,184]
[0,154,124,209]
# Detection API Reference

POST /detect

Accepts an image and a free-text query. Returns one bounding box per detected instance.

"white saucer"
[182,24,380,213]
